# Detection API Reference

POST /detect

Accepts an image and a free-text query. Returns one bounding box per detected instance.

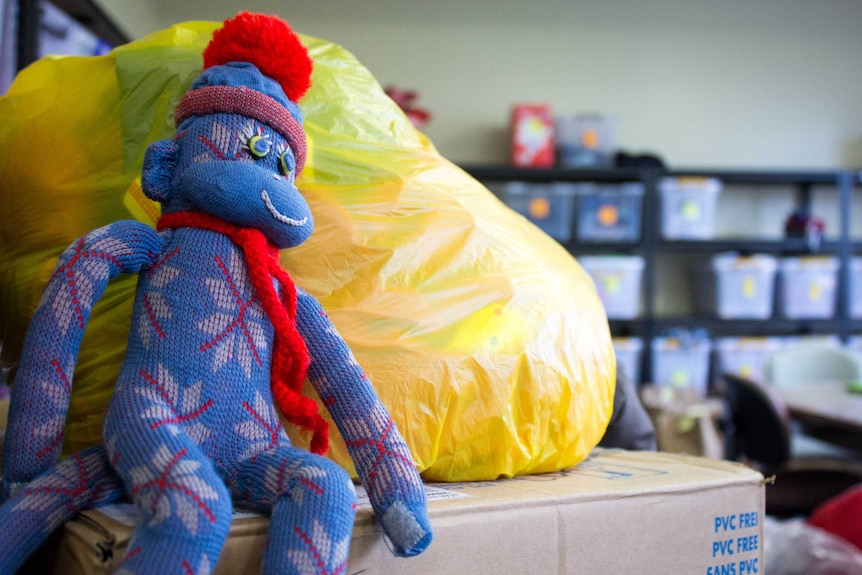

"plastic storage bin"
[844,335,862,355]
[775,334,841,350]
[502,182,576,242]
[575,183,644,242]
[659,177,722,240]
[554,113,617,167]
[692,253,778,319]
[714,337,783,381]
[850,257,862,319]
[778,256,839,319]
[613,337,643,384]
[579,256,644,319]
[651,337,712,396]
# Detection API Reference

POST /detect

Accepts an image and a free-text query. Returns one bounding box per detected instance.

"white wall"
[95,0,862,169]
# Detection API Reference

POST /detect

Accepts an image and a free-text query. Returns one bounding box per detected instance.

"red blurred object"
[808,484,862,551]
[784,210,825,249]
[511,104,555,167]
[384,86,431,129]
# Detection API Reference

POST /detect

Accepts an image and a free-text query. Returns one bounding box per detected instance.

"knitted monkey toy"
[0,12,431,574]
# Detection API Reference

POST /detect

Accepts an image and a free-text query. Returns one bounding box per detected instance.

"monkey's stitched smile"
[260,190,307,226]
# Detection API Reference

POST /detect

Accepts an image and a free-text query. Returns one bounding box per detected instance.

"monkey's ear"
[141,139,179,203]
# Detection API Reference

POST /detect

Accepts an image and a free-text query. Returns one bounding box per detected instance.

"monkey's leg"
[0,444,123,573]
[230,446,357,575]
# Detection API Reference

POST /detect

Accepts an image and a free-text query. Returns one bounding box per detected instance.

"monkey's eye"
[278,150,296,176]
[247,134,272,158]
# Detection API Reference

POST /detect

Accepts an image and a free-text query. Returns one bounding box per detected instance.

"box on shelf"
[22,449,764,575]
[640,387,726,460]
[575,183,644,242]
[502,182,576,242]
[510,104,555,167]
[659,177,722,240]
[651,336,712,396]
[554,113,617,167]
[579,255,644,319]
[613,337,643,384]
[714,337,784,381]
[693,253,778,319]
[778,256,839,319]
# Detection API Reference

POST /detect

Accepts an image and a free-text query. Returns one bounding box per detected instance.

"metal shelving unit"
[461,164,859,384]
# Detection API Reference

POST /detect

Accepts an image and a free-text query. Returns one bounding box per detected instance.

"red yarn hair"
[203,11,313,102]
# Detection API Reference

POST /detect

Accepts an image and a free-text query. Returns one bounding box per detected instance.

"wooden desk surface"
[777,382,862,436]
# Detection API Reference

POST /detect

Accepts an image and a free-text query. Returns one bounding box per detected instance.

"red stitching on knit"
[143,294,168,340]
[35,435,63,459]
[147,247,180,279]
[149,399,214,430]
[23,452,91,515]
[33,358,71,458]
[140,369,214,429]
[198,255,263,367]
[345,418,395,454]
[131,448,217,524]
[142,247,180,343]
[51,239,124,330]
[345,418,415,496]
[294,526,346,575]
[298,475,324,495]
[198,134,230,160]
[140,369,173,404]
[242,400,280,447]
[50,358,71,394]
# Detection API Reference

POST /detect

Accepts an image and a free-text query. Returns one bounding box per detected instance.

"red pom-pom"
[203,11,312,102]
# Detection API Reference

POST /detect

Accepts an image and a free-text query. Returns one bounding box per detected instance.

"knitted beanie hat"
[174,11,312,173]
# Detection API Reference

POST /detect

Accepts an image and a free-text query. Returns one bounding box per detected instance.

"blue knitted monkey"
[0,12,432,574]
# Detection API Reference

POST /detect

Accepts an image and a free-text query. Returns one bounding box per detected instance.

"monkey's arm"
[1,221,163,501]
[295,288,432,557]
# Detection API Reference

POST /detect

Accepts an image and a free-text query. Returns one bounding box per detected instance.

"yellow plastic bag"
[0,21,615,481]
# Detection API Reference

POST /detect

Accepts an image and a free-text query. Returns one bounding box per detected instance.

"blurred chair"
[721,372,862,517]
[764,344,862,387]
[762,343,862,460]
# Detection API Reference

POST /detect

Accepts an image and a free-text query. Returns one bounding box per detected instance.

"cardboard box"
[641,387,726,460]
[21,449,764,575]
